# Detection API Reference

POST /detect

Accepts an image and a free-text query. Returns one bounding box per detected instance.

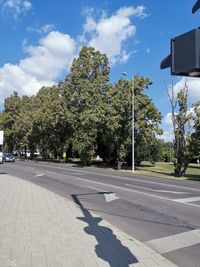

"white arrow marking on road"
[173,196,200,203]
[104,193,119,203]
[88,186,120,203]
[34,173,44,177]
[125,184,191,194]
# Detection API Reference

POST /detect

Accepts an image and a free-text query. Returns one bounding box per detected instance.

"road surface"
[1,160,200,267]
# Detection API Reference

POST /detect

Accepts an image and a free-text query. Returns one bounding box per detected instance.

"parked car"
[3,153,15,162]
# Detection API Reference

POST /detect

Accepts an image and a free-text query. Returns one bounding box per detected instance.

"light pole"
[122,72,135,173]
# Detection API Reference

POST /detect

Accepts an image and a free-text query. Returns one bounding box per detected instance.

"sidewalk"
[0,174,177,267]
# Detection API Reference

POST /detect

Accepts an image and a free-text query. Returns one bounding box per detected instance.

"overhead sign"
[161,2,200,77]
[161,28,200,77]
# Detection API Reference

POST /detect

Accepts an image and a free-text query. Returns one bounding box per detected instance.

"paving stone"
[0,174,177,267]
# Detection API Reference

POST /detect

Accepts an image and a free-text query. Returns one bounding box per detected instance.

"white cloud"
[21,31,76,81]
[83,17,96,33]
[81,6,147,65]
[163,112,173,126]
[0,31,77,103]
[160,107,196,142]
[161,77,200,140]
[27,24,56,34]
[0,5,147,104]
[159,112,174,141]
[1,0,32,19]
[159,129,174,142]
[0,63,53,98]
[172,77,200,102]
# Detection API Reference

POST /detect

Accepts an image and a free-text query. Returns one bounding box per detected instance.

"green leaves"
[188,101,200,161]
[169,86,191,177]
[0,46,164,167]
[60,46,111,165]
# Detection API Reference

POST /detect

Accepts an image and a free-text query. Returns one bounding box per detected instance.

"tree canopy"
[0,46,179,169]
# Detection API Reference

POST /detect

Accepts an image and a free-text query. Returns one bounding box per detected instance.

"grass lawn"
[134,161,200,181]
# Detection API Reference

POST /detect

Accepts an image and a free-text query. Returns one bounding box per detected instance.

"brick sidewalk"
[0,174,177,267]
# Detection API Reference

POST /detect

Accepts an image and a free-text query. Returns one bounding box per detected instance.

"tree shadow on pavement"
[71,193,138,267]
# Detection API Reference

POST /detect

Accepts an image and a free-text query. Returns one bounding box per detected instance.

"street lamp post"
[122,72,135,173]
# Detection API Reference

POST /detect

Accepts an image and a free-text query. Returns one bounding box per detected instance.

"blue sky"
[0,0,200,140]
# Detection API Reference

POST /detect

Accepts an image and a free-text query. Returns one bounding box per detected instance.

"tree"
[62,46,110,165]
[96,76,162,168]
[168,82,191,176]
[160,141,173,162]
[133,76,163,165]
[189,101,200,161]
[101,79,132,168]
[0,46,163,168]
[0,92,22,152]
[30,86,71,159]
[15,95,35,157]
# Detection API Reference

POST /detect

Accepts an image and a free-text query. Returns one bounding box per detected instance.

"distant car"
[3,153,15,162]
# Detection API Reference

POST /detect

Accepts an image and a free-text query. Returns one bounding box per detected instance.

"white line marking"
[22,162,200,193]
[34,173,44,177]
[125,184,191,194]
[146,229,200,254]
[46,170,56,174]
[158,190,190,194]
[64,172,86,175]
[15,162,200,208]
[61,169,200,193]
[65,175,200,208]
[173,196,200,203]
[88,186,107,192]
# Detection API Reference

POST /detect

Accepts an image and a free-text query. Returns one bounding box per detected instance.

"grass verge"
[134,162,200,181]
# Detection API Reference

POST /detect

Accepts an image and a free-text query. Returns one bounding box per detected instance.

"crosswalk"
[145,228,200,254]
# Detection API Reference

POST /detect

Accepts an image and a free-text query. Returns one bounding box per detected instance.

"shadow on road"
[87,207,195,230]
[184,174,200,181]
[71,193,138,267]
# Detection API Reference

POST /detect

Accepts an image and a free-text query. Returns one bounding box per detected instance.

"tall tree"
[0,92,22,152]
[100,79,132,168]
[62,46,110,165]
[189,101,200,161]
[134,76,163,165]
[30,86,71,159]
[97,76,162,168]
[168,82,191,176]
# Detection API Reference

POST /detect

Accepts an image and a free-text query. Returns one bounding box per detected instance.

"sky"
[0,0,200,141]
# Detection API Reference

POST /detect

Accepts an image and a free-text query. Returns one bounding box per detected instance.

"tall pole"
[132,77,135,173]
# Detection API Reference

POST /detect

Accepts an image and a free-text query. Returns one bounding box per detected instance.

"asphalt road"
[1,160,200,267]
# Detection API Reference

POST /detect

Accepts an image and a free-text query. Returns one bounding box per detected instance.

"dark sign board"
[161,28,200,77]
[172,28,200,77]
